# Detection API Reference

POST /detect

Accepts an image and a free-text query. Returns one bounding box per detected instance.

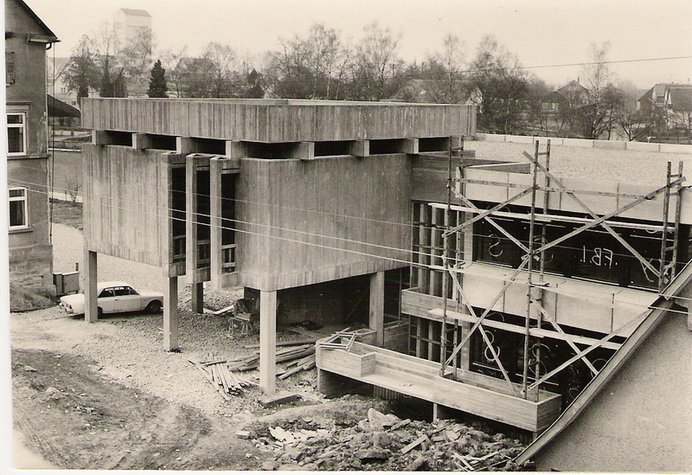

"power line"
[13,177,687,314]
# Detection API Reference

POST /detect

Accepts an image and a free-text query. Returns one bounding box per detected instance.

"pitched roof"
[668,86,692,112]
[119,8,151,17]
[48,94,80,118]
[12,0,59,41]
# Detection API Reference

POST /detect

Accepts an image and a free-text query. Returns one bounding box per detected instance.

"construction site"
[40,97,686,471]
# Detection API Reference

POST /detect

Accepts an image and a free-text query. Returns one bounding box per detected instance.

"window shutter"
[6,52,15,86]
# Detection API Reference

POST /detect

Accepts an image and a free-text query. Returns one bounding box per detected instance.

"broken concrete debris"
[240,407,525,471]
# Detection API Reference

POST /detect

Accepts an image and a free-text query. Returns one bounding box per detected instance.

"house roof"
[13,0,59,42]
[119,8,151,17]
[48,94,80,118]
[669,86,692,112]
[554,79,589,97]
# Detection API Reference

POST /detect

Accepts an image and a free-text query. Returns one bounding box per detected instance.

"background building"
[113,8,151,53]
[5,0,59,306]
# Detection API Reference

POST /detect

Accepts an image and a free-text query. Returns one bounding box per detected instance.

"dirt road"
[12,343,270,470]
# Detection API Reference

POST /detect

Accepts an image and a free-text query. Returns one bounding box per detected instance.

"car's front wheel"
[145,300,163,314]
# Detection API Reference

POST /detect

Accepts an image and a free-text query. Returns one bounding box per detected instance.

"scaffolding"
[435,137,686,401]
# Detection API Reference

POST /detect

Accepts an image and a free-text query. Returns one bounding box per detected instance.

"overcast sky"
[28,0,692,89]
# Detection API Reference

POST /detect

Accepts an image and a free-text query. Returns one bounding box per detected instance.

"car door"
[98,287,117,313]
[116,286,142,313]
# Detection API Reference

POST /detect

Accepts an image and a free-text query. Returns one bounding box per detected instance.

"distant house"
[397,78,482,107]
[638,83,692,134]
[5,0,59,302]
[544,79,590,113]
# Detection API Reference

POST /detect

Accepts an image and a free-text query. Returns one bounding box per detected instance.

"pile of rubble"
[243,408,526,471]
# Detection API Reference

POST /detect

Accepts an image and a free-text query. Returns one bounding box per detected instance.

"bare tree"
[347,22,405,101]
[120,28,155,96]
[160,46,188,97]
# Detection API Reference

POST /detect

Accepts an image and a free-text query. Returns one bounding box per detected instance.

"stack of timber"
[189,358,256,401]
[277,354,316,380]
[229,344,316,372]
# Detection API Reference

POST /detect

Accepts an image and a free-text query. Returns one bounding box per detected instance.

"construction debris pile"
[243,408,525,471]
[230,342,316,378]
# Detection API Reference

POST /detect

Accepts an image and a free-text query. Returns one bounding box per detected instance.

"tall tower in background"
[113,8,151,52]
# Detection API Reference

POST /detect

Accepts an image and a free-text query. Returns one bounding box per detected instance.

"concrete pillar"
[259,290,277,394]
[186,154,203,310]
[209,157,223,290]
[351,140,369,158]
[403,138,419,154]
[84,249,98,323]
[369,271,385,346]
[190,282,203,313]
[297,142,315,161]
[687,304,692,332]
[176,137,193,154]
[163,276,179,351]
[132,133,152,150]
[225,140,247,159]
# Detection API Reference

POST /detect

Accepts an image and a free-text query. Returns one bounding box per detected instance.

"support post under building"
[259,290,277,394]
[164,276,179,351]
[209,157,223,290]
[84,249,98,323]
[186,154,204,313]
[370,271,385,346]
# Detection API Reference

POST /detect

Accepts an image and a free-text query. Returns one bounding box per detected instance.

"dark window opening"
[369,138,405,155]
[244,141,301,159]
[191,137,225,155]
[106,131,133,146]
[147,134,176,150]
[314,141,351,156]
[171,166,186,262]
[419,137,450,152]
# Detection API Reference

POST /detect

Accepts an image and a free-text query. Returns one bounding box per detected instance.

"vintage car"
[59,281,164,317]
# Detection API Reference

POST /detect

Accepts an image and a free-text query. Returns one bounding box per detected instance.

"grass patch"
[10,284,54,312]
[51,200,82,230]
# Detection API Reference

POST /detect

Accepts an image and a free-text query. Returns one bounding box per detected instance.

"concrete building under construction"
[79,98,691,469]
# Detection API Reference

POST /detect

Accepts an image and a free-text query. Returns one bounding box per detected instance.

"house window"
[7,112,27,156]
[8,187,28,229]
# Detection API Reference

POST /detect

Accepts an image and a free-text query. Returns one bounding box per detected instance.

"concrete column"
[225,140,247,159]
[132,133,152,150]
[687,303,692,332]
[259,290,277,394]
[403,138,419,154]
[369,271,385,346]
[297,142,315,161]
[84,249,98,323]
[351,140,369,158]
[209,157,223,290]
[163,276,179,351]
[176,137,193,154]
[186,154,203,310]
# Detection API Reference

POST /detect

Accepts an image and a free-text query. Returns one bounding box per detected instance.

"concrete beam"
[84,249,98,323]
[369,271,385,346]
[259,290,277,394]
[351,139,369,158]
[163,276,179,351]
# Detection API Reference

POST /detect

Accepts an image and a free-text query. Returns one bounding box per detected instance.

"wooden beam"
[259,290,277,394]
[163,276,178,351]
[84,249,98,323]
[369,271,385,346]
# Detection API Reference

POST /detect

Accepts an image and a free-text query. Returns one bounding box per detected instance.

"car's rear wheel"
[97,307,103,318]
[146,300,162,314]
